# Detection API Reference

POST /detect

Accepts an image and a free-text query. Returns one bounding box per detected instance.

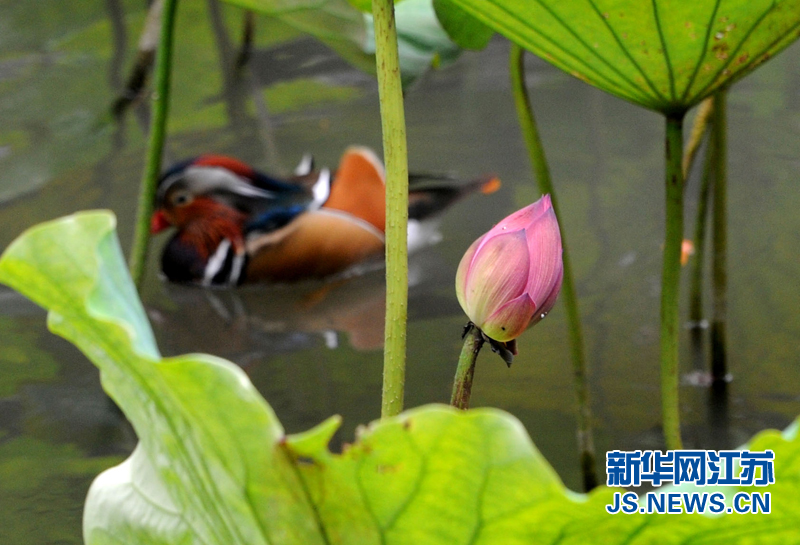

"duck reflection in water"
[148,253,461,362]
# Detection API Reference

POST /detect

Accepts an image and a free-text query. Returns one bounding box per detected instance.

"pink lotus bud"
[455,195,563,343]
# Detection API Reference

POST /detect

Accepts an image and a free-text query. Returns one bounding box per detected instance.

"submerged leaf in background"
[435,0,800,112]
[2,212,800,543]
[219,0,375,73]
[365,0,461,84]
[221,0,460,85]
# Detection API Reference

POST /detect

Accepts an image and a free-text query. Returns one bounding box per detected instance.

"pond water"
[1,1,800,543]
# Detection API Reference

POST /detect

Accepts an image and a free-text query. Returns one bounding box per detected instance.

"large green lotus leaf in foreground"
[1,211,799,544]
[220,0,460,85]
[436,0,800,113]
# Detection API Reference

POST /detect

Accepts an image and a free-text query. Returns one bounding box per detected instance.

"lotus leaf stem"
[372,0,409,419]
[710,91,728,382]
[661,114,686,450]
[510,43,598,491]
[129,0,177,289]
[689,100,716,329]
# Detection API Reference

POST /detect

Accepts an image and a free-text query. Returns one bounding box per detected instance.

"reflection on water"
[151,249,458,358]
[1,0,800,542]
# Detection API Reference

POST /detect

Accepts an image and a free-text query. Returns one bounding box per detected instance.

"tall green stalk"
[129,0,178,289]
[710,91,728,382]
[372,0,409,419]
[509,43,597,491]
[661,114,686,450]
[687,98,715,336]
[688,127,715,327]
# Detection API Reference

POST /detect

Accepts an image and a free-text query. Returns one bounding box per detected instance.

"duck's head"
[150,155,281,234]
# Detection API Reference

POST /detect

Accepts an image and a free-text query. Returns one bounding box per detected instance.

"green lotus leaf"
[432,0,493,50]
[435,0,800,112]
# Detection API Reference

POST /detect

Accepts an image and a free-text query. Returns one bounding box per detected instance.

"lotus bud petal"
[455,195,563,343]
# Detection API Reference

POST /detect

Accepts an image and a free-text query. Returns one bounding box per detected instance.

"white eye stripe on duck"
[158,166,277,203]
[156,171,186,203]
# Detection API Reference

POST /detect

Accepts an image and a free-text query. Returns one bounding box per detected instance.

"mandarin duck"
[151,147,500,286]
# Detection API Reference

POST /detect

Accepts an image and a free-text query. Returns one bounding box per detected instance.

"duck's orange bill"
[150,210,171,234]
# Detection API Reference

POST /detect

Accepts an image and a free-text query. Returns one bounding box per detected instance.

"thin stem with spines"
[372,0,409,419]
[509,43,598,490]
[451,325,485,410]
[129,0,178,289]
[710,91,728,382]
[661,113,686,450]
[688,110,716,328]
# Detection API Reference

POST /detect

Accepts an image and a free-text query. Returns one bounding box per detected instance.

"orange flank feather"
[245,210,385,282]
[245,148,390,282]
[323,147,387,233]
